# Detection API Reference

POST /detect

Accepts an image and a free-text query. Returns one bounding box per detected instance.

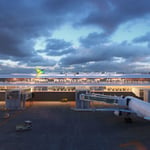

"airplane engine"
[114,110,122,116]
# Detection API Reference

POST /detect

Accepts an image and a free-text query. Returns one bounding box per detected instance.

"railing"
[80,93,118,104]
[0,81,150,86]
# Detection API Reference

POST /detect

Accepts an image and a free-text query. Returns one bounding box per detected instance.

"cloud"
[79,32,109,48]
[46,39,72,50]
[133,32,150,48]
[76,0,150,34]
[0,54,57,74]
[0,0,150,73]
[17,55,57,67]
[133,32,150,43]
[60,43,150,66]
[43,0,90,17]
[0,0,78,59]
[39,39,75,56]
[79,61,132,72]
[0,1,43,58]
[0,28,35,57]
[0,65,33,74]
[58,59,148,73]
[45,48,75,56]
[0,0,89,59]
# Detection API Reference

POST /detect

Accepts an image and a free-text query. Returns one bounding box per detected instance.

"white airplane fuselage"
[124,96,150,120]
[75,93,150,122]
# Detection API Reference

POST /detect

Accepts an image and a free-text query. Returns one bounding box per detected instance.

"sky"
[0,0,150,74]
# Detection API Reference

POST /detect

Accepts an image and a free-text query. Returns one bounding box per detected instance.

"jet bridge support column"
[75,90,90,109]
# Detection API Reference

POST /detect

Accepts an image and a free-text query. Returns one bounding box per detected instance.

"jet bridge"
[5,88,32,110]
[80,93,118,104]
[73,91,124,111]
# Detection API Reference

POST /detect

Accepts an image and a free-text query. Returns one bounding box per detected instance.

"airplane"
[74,94,150,123]
[113,96,150,123]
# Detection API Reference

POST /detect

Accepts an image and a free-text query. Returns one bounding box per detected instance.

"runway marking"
[120,141,147,150]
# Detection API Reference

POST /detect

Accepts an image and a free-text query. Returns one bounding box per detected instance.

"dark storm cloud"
[79,32,108,48]
[18,55,56,67]
[0,0,46,58]
[0,0,63,34]
[0,0,90,73]
[1,0,150,57]
[0,29,35,57]
[40,39,75,56]
[45,48,75,56]
[43,0,90,16]
[76,61,145,73]
[0,0,150,73]
[80,61,132,72]
[77,0,150,34]
[60,44,150,66]
[58,59,142,73]
[46,39,72,50]
[133,32,150,43]
[0,0,80,59]
[0,65,33,74]
[0,0,91,59]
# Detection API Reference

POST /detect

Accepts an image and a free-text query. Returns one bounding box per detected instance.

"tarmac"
[0,101,150,150]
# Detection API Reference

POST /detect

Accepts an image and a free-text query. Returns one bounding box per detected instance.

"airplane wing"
[72,108,118,112]
[72,107,134,113]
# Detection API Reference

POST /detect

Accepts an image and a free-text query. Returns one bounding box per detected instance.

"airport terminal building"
[0,72,150,101]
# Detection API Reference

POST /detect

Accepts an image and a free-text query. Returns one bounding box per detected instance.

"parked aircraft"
[75,94,150,123]
[113,96,150,122]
